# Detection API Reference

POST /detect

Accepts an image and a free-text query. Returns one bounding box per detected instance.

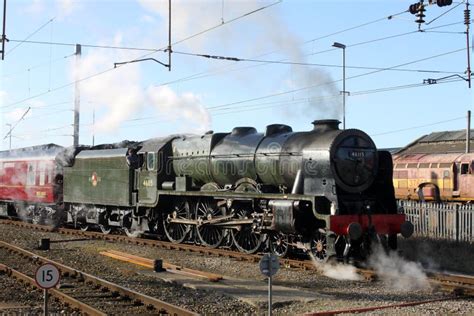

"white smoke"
[252,11,341,118]
[75,44,146,133]
[309,253,363,281]
[137,0,341,119]
[369,245,430,291]
[147,86,211,133]
[74,34,211,134]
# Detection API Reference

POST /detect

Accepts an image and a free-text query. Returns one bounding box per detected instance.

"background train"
[0,119,413,261]
[393,129,474,202]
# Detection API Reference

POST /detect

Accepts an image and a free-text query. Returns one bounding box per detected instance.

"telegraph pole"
[465,0,471,88]
[168,0,171,71]
[1,0,6,60]
[73,44,81,147]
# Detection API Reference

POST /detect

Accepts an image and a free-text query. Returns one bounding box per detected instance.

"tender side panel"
[63,149,133,206]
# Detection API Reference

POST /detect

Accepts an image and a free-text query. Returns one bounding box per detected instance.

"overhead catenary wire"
[171,0,282,47]
[425,0,465,25]
[1,53,75,78]
[14,75,467,136]
[5,39,164,52]
[172,50,463,74]
[205,47,469,111]
[371,116,466,137]
[78,76,466,131]
[3,107,31,140]
[154,19,471,90]
[1,0,282,111]
[6,17,55,56]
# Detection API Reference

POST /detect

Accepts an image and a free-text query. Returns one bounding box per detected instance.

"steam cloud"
[73,0,342,138]
[74,36,211,135]
[369,245,430,291]
[309,253,363,281]
[138,0,342,120]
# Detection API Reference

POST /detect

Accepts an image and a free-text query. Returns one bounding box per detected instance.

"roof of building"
[396,129,474,155]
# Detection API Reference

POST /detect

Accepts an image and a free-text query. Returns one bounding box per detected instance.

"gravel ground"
[0,272,75,315]
[0,223,473,315]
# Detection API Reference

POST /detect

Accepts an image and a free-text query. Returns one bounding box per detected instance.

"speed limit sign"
[35,263,60,289]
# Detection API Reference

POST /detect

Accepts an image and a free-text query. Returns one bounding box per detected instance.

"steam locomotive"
[0,120,413,261]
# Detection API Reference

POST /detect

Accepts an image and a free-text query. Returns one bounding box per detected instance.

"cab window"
[461,163,469,175]
[147,152,156,171]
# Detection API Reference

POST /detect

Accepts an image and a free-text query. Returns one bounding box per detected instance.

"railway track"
[0,218,318,270]
[1,219,473,297]
[0,239,196,316]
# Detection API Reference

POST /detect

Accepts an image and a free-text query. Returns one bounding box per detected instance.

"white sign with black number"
[35,263,60,289]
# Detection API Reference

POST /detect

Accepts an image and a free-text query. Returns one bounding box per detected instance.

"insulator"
[465,9,471,26]
[416,17,426,24]
[437,0,453,7]
[409,3,419,14]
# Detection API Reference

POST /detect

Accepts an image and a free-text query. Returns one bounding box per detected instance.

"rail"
[0,240,197,316]
[0,263,106,316]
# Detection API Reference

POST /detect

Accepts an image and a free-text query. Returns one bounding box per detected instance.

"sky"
[0,0,472,151]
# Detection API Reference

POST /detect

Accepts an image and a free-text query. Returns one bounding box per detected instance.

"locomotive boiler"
[0,119,413,261]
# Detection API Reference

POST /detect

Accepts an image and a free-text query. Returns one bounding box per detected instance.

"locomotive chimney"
[312,119,341,132]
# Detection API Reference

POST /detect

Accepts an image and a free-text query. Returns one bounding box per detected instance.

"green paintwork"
[63,150,134,206]
[138,169,158,206]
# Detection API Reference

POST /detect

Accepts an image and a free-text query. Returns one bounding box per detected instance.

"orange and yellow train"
[393,153,474,202]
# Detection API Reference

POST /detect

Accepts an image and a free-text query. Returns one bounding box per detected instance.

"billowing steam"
[369,245,430,291]
[309,253,363,281]
[72,1,342,136]
[147,86,211,132]
[74,46,146,133]
[74,36,211,134]
[252,13,341,118]
[138,0,341,120]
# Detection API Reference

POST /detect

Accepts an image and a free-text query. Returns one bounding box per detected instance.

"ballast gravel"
[0,223,473,315]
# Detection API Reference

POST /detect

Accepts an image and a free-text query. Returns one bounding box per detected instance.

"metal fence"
[399,200,474,243]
